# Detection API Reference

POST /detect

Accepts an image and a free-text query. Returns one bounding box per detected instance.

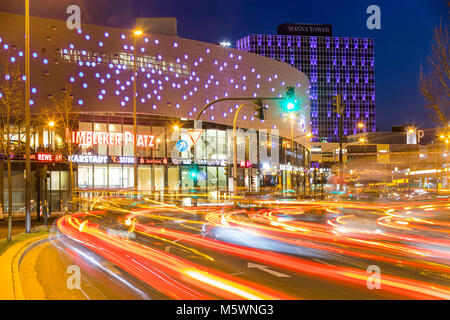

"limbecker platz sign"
[70,131,155,147]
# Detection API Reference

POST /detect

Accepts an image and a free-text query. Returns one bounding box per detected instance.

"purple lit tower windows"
[237,33,375,142]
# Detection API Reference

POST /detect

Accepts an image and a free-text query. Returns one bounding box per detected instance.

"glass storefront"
[70,114,309,193]
[1,113,309,216]
[78,164,134,189]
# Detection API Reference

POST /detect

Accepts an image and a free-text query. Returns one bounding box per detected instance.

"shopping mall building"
[0,12,311,211]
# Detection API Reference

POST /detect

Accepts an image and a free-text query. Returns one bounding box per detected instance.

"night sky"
[0,0,447,131]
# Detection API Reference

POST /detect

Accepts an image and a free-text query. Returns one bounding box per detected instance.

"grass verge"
[0,228,50,256]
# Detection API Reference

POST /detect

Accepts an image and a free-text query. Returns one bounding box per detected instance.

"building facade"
[0,13,311,212]
[236,23,375,143]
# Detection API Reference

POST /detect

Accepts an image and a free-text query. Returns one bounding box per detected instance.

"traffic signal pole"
[332,95,345,191]
[194,96,285,197]
[339,114,344,163]
[332,95,345,164]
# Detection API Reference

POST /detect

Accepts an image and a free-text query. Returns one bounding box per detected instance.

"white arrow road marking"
[247,263,291,278]
[100,261,122,275]
[312,258,335,267]
[164,239,181,253]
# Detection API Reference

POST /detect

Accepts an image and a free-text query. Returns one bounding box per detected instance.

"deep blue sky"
[0,0,447,130]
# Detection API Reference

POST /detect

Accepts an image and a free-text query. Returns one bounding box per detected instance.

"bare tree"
[420,20,450,126]
[0,51,25,240]
[43,84,78,213]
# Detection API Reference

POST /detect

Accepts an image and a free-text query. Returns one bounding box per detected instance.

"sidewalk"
[0,232,50,300]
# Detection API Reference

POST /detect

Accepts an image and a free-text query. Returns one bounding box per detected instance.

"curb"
[0,233,53,300]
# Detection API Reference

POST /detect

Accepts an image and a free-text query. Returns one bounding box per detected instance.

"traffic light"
[332,94,344,114]
[285,86,298,113]
[254,99,266,120]
[224,166,228,176]
[189,164,199,180]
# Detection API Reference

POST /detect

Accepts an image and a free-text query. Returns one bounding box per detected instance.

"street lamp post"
[45,121,54,227]
[440,133,450,189]
[292,131,312,196]
[151,126,179,194]
[48,121,54,149]
[358,122,365,138]
[24,0,32,233]
[232,104,246,196]
[133,29,142,194]
[152,138,160,193]
[290,113,295,191]
[445,137,450,189]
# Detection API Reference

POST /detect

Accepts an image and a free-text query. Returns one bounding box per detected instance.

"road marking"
[100,261,122,275]
[164,238,182,253]
[312,258,335,267]
[247,263,291,278]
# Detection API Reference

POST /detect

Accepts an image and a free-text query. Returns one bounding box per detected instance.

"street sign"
[187,130,203,144]
[176,139,189,152]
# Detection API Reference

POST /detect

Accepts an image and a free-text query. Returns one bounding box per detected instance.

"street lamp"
[48,121,55,149]
[357,122,365,133]
[24,0,32,233]
[133,29,143,193]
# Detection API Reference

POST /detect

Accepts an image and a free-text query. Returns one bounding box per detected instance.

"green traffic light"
[285,86,299,113]
[190,165,199,179]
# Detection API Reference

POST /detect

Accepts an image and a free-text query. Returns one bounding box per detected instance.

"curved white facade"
[0,12,310,148]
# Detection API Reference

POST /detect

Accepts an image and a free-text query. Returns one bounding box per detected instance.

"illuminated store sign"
[37,153,63,162]
[198,159,227,167]
[69,155,168,165]
[69,155,108,164]
[239,161,253,168]
[111,156,135,164]
[71,131,155,147]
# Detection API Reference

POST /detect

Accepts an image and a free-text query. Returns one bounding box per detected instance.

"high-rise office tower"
[237,23,375,142]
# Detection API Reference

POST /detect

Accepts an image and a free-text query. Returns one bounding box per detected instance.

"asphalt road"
[18,196,450,300]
